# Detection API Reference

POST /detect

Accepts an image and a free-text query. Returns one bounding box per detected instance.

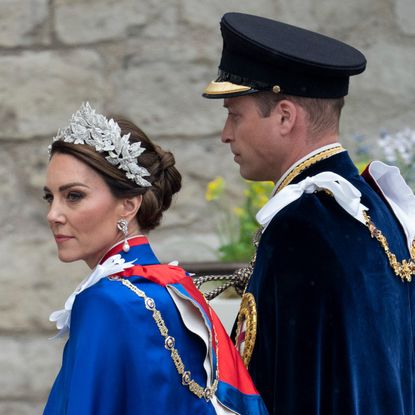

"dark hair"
[252,91,345,138]
[50,118,182,233]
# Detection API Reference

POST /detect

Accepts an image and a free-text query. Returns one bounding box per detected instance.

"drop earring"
[117,219,130,252]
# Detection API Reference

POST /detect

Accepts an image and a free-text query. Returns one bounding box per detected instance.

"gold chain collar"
[111,277,219,401]
[363,212,415,282]
[271,145,414,283]
[233,146,414,366]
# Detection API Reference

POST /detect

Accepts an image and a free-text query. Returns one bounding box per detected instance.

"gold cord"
[276,145,345,192]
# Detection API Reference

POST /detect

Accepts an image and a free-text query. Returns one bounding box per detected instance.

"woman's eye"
[43,193,53,204]
[67,192,84,202]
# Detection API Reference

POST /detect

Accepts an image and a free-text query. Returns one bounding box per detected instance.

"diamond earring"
[117,219,130,252]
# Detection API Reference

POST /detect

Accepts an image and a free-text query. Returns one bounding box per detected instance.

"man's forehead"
[223,96,249,108]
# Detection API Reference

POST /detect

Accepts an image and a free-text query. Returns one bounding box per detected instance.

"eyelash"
[42,191,85,204]
[43,194,53,204]
[66,191,84,202]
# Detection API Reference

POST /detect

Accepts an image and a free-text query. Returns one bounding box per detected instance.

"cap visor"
[202,81,254,98]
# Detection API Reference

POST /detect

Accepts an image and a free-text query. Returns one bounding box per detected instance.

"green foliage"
[206,178,274,262]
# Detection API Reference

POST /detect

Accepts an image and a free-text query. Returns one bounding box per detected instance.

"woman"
[43,103,268,415]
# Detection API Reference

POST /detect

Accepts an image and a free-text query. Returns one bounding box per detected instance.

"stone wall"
[0,1,413,413]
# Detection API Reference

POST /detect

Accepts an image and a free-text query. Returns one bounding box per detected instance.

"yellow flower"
[205,177,274,261]
[253,194,269,209]
[233,207,244,217]
[205,176,225,201]
[245,181,273,209]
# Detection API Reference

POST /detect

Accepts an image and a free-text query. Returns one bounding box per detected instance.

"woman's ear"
[119,195,142,221]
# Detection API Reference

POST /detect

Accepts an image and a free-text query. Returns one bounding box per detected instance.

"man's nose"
[221,118,232,143]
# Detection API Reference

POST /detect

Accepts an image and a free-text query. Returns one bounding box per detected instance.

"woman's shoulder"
[69,277,176,342]
[75,276,170,312]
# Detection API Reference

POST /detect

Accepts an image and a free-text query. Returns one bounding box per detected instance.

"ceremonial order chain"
[111,277,219,402]
[363,211,415,282]
[277,145,415,282]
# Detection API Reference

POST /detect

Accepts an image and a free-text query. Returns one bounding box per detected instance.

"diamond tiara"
[50,102,152,187]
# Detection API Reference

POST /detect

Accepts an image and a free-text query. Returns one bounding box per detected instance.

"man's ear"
[273,99,297,135]
[119,195,143,221]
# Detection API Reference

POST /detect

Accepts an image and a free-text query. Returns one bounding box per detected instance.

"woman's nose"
[47,200,65,225]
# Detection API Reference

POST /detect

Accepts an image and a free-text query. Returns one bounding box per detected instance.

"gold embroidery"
[363,211,415,282]
[235,293,257,367]
[113,277,219,401]
[277,145,345,193]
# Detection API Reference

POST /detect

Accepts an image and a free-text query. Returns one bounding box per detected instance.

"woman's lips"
[54,235,74,243]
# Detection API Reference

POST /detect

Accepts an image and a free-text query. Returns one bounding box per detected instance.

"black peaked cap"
[203,13,367,99]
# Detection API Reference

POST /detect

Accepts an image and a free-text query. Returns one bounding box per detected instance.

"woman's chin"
[57,251,79,263]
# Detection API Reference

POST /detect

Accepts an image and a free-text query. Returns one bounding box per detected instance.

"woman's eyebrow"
[43,183,90,193]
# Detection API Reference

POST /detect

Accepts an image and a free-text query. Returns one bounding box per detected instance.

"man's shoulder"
[270,190,343,228]
[260,188,365,259]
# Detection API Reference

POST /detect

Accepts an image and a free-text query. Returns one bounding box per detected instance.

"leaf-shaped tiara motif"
[50,102,151,187]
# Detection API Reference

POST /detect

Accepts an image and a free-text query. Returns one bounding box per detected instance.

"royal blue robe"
[44,237,268,415]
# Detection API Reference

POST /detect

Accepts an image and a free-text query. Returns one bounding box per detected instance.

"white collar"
[49,254,135,338]
[367,161,415,251]
[257,171,368,231]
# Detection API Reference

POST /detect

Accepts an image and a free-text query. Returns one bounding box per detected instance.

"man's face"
[221,95,285,182]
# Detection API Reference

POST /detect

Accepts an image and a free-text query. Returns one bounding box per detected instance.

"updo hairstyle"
[49,118,182,233]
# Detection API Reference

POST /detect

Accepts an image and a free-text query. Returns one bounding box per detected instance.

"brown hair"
[252,91,344,138]
[49,118,182,233]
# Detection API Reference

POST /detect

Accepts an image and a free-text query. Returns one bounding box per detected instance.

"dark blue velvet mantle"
[246,152,415,414]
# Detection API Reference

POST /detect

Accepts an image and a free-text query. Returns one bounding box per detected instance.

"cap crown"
[204,12,366,99]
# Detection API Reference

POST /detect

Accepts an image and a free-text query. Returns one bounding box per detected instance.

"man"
[203,12,415,414]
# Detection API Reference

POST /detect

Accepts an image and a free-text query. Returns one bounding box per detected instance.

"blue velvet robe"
[44,238,268,415]
[246,151,415,414]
